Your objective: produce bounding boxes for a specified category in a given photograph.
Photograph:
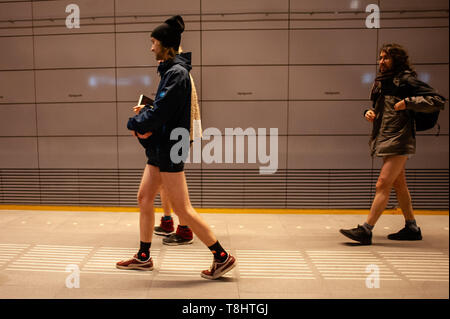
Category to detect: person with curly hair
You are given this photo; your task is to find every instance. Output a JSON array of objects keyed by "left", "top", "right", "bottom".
[{"left": 340, "top": 43, "right": 446, "bottom": 245}]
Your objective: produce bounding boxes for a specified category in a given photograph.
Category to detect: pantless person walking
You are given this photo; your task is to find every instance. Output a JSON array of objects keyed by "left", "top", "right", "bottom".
[
  {"left": 116, "top": 15, "right": 236, "bottom": 279},
  {"left": 132, "top": 104, "right": 194, "bottom": 246},
  {"left": 340, "top": 43, "right": 446, "bottom": 245},
  {"left": 153, "top": 54, "right": 202, "bottom": 246}
]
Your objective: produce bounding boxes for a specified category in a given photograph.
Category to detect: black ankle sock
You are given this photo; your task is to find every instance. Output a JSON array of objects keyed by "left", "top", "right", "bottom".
[
  {"left": 162, "top": 216, "right": 172, "bottom": 221},
  {"left": 138, "top": 241, "right": 151, "bottom": 261},
  {"left": 178, "top": 225, "right": 189, "bottom": 229},
  {"left": 208, "top": 241, "right": 228, "bottom": 262},
  {"left": 362, "top": 222, "right": 374, "bottom": 234},
  {"left": 406, "top": 219, "right": 419, "bottom": 232}
]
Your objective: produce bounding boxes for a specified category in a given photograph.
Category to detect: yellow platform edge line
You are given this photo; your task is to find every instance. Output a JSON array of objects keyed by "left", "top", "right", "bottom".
[{"left": 0, "top": 205, "right": 448, "bottom": 215}]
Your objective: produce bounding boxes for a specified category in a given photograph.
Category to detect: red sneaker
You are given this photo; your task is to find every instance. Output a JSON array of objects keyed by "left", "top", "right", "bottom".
[
  {"left": 116, "top": 254, "right": 153, "bottom": 271},
  {"left": 163, "top": 226, "right": 194, "bottom": 246},
  {"left": 201, "top": 254, "right": 236, "bottom": 280},
  {"left": 154, "top": 217, "right": 174, "bottom": 237}
]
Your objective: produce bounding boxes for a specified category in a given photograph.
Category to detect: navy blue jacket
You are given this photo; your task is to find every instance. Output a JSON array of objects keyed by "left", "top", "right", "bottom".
[{"left": 127, "top": 52, "right": 192, "bottom": 151}]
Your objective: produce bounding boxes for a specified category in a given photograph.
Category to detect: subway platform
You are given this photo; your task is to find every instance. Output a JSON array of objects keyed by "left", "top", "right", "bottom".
[{"left": 0, "top": 208, "right": 448, "bottom": 299}]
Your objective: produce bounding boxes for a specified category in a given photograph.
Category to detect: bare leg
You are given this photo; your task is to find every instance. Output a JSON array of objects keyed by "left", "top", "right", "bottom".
[
  {"left": 160, "top": 188, "right": 172, "bottom": 217},
  {"left": 387, "top": 166, "right": 422, "bottom": 240},
  {"left": 393, "top": 168, "right": 415, "bottom": 221},
  {"left": 137, "top": 165, "right": 162, "bottom": 243},
  {"left": 160, "top": 186, "right": 188, "bottom": 226},
  {"left": 160, "top": 171, "right": 217, "bottom": 246},
  {"left": 159, "top": 172, "right": 235, "bottom": 279},
  {"left": 116, "top": 165, "right": 161, "bottom": 270},
  {"left": 366, "top": 155, "right": 408, "bottom": 226}
]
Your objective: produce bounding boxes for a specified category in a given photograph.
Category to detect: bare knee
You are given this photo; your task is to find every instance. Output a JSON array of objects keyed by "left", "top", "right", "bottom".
[
  {"left": 376, "top": 177, "right": 393, "bottom": 193},
  {"left": 137, "top": 191, "right": 155, "bottom": 207},
  {"left": 172, "top": 205, "right": 195, "bottom": 220}
]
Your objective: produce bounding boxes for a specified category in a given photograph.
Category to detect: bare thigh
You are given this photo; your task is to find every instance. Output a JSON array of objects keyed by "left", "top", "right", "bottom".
[
  {"left": 137, "top": 164, "right": 162, "bottom": 208},
  {"left": 159, "top": 171, "right": 192, "bottom": 213},
  {"left": 160, "top": 171, "right": 217, "bottom": 246},
  {"left": 377, "top": 156, "right": 408, "bottom": 189}
]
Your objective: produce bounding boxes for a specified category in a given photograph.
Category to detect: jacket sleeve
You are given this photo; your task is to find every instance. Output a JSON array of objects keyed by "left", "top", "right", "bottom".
[
  {"left": 403, "top": 75, "right": 446, "bottom": 113},
  {"left": 127, "top": 69, "right": 186, "bottom": 134}
]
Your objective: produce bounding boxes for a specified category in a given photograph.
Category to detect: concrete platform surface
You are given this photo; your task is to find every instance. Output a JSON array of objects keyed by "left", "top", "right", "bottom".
[{"left": 0, "top": 209, "right": 448, "bottom": 299}]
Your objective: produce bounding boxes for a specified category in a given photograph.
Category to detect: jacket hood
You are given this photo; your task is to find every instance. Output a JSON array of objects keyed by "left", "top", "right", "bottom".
[
  {"left": 174, "top": 52, "right": 192, "bottom": 71},
  {"left": 158, "top": 52, "right": 192, "bottom": 75}
]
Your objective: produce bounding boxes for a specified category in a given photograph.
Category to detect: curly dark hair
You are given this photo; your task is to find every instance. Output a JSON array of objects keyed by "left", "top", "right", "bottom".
[{"left": 380, "top": 43, "right": 416, "bottom": 76}]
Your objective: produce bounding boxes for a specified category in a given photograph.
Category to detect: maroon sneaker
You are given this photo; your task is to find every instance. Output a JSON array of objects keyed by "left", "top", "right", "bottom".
[
  {"left": 163, "top": 226, "right": 194, "bottom": 245},
  {"left": 116, "top": 254, "right": 153, "bottom": 271},
  {"left": 201, "top": 254, "right": 236, "bottom": 280},
  {"left": 154, "top": 217, "right": 174, "bottom": 236}
]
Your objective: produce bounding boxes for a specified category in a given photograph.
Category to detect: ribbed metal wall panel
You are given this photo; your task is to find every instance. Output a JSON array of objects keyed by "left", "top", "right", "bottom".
[
  {"left": 202, "top": 170, "right": 244, "bottom": 208},
  {"left": 0, "top": 168, "right": 447, "bottom": 209}
]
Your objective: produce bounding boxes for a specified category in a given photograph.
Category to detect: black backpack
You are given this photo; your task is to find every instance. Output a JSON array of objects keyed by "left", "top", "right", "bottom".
[
  {"left": 394, "top": 72, "right": 444, "bottom": 134},
  {"left": 413, "top": 110, "right": 440, "bottom": 132}
]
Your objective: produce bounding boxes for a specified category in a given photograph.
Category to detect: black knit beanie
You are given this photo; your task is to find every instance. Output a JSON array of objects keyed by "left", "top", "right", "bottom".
[{"left": 151, "top": 15, "right": 185, "bottom": 51}]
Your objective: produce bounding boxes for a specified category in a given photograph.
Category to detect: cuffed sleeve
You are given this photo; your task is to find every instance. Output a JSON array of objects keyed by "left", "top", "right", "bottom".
[
  {"left": 405, "top": 95, "right": 445, "bottom": 113},
  {"left": 127, "top": 69, "right": 188, "bottom": 134}
]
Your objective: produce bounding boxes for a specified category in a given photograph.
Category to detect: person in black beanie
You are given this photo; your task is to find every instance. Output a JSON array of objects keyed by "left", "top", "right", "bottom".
[
  {"left": 149, "top": 15, "right": 195, "bottom": 245},
  {"left": 151, "top": 15, "right": 184, "bottom": 52},
  {"left": 117, "top": 15, "right": 236, "bottom": 280}
]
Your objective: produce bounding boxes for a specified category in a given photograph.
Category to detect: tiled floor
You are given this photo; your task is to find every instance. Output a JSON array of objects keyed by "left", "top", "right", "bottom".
[{"left": 0, "top": 209, "right": 448, "bottom": 299}]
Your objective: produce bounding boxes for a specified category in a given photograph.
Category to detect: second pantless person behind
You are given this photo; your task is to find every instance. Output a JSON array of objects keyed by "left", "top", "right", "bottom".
[
  {"left": 118, "top": 15, "right": 236, "bottom": 280},
  {"left": 340, "top": 43, "right": 446, "bottom": 245}
]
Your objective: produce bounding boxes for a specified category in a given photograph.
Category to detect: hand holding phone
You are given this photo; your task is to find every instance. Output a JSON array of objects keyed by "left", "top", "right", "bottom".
[{"left": 133, "top": 105, "right": 145, "bottom": 115}]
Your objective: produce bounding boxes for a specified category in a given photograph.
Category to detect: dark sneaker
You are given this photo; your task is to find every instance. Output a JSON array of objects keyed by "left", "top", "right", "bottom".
[
  {"left": 154, "top": 217, "right": 174, "bottom": 237},
  {"left": 388, "top": 226, "right": 422, "bottom": 240},
  {"left": 163, "top": 226, "right": 193, "bottom": 246},
  {"left": 339, "top": 225, "right": 372, "bottom": 245},
  {"left": 116, "top": 254, "right": 153, "bottom": 271},
  {"left": 163, "top": 233, "right": 193, "bottom": 246},
  {"left": 201, "top": 254, "right": 236, "bottom": 280}
]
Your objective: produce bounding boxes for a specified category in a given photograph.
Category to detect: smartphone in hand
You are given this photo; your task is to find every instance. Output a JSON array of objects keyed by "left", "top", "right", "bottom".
[{"left": 138, "top": 94, "right": 154, "bottom": 107}]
